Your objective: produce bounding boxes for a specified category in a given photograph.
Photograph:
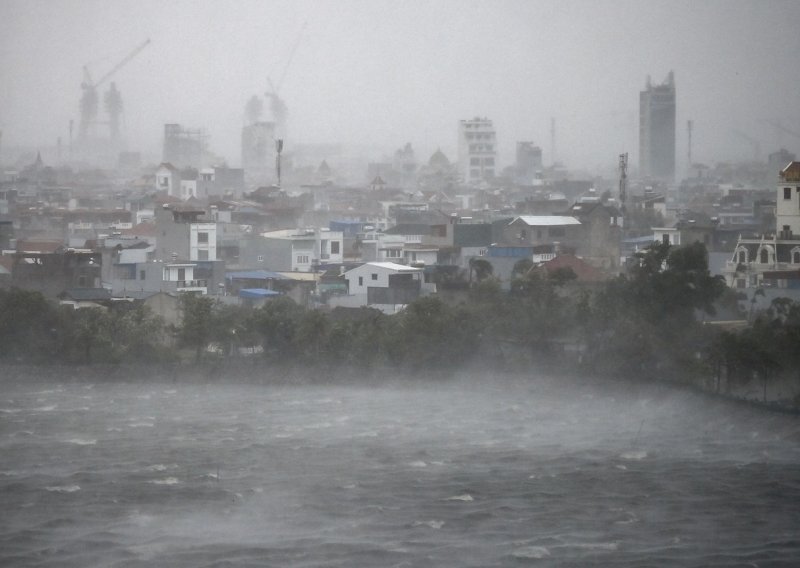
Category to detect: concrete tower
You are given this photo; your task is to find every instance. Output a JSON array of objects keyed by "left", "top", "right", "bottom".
[{"left": 639, "top": 72, "right": 676, "bottom": 180}]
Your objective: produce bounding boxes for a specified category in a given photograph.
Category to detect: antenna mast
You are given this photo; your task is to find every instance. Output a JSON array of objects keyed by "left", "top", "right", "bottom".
[{"left": 618, "top": 152, "right": 628, "bottom": 219}]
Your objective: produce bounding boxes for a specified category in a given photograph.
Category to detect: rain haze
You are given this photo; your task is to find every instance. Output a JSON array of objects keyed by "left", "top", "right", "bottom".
[
  {"left": 2, "top": 0, "right": 800, "bottom": 171},
  {"left": 4, "top": 1, "right": 800, "bottom": 567}
]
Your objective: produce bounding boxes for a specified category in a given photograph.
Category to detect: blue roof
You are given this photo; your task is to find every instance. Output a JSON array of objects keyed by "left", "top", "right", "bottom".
[
  {"left": 239, "top": 288, "right": 282, "bottom": 299},
  {"left": 226, "top": 270, "right": 287, "bottom": 281}
]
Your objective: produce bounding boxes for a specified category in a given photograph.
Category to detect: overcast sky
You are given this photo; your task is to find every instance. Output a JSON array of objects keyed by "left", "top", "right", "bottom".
[{"left": 2, "top": 0, "right": 799, "bottom": 173}]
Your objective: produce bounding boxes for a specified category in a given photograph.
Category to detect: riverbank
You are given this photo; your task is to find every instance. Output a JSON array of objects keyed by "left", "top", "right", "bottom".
[{"left": 3, "top": 359, "right": 798, "bottom": 416}]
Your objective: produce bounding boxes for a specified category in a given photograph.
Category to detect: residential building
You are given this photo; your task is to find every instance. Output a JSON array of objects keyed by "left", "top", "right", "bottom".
[
  {"left": 639, "top": 72, "right": 676, "bottom": 180},
  {"left": 155, "top": 163, "right": 180, "bottom": 197},
  {"left": 239, "top": 227, "right": 344, "bottom": 272},
  {"left": 331, "top": 261, "right": 428, "bottom": 314},
  {"left": 7, "top": 248, "right": 101, "bottom": 298},
  {"left": 723, "top": 161, "right": 800, "bottom": 290},
  {"left": 154, "top": 204, "right": 217, "bottom": 262},
  {"left": 458, "top": 117, "right": 497, "bottom": 184}
]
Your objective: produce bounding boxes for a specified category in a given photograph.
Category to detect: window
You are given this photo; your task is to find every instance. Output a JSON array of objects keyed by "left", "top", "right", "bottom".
[
  {"left": 198, "top": 250, "right": 208, "bottom": 261},
  {"left": 371, "top": 273, "right": 378, "bottom": 280},
  {"left": 140, "top": 270, "right": 145, "bottom": 280},
  {"left": 785, "top": 187, "right": 792, "bottom": 199},
  {"left": 736, "top": 249, "right": 747, "bottom": 264},
  {"left": 663, "top": 234, "right": 670, "bottom": 245},
  {"left": 549, "top": 227, "right": 566, "bottom": 238},
  {"left": 358, "top": 276, "right": 363, "bottom": 286},
  {"left": 470, "top": 158, "right": 480, "bottom": 166},
  {"left": 760, "top": 249, "right": 769, "bottom": 264},
  {"left": 794, "top": 251, "right": 800, "bottom": 264},
  {"left": 387, "top": 249, "right": 401, "bottom": 258},
  {"left": 331, "top": 241, "right": 340, "bottom": 254},
  {"left": 177, "top": 268, "right": 185, "bottom": 281},
  {"left": 257, "top": 255, "right": 264, "bottom": 262},
  {"left": 484, "top": 158, "right": 494, "bottom": 166},
  {"left": 297, "top": 255, "right": 309, "bottom": 264},
  {"left": 198, "top": 232, "right": 209, "bottom": 244}
]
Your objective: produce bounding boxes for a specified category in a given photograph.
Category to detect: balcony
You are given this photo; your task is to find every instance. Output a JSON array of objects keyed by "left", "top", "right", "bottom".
[{"left": 175, "top": 279, "right": 208, "bottom": 290}]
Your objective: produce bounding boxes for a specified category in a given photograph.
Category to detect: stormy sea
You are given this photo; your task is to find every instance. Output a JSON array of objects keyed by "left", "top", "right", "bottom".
[{"left": 2, "top": 373, "right": 800, "bottom": 567}]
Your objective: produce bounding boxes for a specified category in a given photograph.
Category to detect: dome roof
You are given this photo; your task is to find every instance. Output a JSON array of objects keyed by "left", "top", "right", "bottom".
[{"left": 428, "top": 148, "right": 450, "bottom": 167}]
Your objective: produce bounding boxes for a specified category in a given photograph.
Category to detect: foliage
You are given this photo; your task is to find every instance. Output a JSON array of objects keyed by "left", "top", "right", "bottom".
[
  {"left": 0, "top": 288, "right": 59, "bottom": 362},
  {"left": 178, "top": 293, "right": 215, "bottom": 361}
]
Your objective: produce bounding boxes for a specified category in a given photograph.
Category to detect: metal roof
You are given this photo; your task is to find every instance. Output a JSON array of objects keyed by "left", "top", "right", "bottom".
[
  {"left": 239, "top": 288, "right": 282, "bottom": 299},
  {"left": 226, "top": 270, "right": 288, "bottom": 280},
  {"left": 511, "top": 216, "right": 581, "bottom": 226}
]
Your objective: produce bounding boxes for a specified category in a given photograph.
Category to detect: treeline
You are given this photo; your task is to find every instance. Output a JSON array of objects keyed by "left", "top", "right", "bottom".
[{"left": 1, "top": 242, "right": 799, "bottom": 401}]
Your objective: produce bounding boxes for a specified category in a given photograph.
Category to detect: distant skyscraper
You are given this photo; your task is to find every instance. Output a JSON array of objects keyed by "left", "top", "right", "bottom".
[
  {"left": 515, "top": 141, "right": 543, "bottom": 183},
  {"left": 458, "top": 117, "right": 496, "bottom": 184},
  {"left": 639, "top": 72, "right": 676, "bottom": 180},
  {"left": 241, "top": 121, "right": 276, "bottom": 184}
]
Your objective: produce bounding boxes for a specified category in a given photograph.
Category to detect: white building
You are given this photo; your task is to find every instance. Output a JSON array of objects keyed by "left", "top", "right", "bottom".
[
  {"left": 723, "top": 161, "right": 800, "bottom": 289},
  {"left": 331, "top": 261, "right": 429, "bottom": 314},
  {"left": 458, "top": 117, "right": 497, "bottom": 184},
  {"left": 155, "top": 163, "right": 180, "bottom": 197}
]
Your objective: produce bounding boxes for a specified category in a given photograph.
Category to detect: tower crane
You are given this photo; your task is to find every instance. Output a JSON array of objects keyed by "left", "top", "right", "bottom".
[
  {"left": 731, "top": 129, "right": 762, "bottom": 162},
  {"left": 265, "top": 22, "right": 306, "bottom": 138},
  {"left": 78, "top": 38, "right": 151, "bottom": 142}
]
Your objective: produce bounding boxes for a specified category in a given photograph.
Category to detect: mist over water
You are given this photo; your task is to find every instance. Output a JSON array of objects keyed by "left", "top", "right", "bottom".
[{"left": 2, "top": 373, "right": 800, "bottom": 566}]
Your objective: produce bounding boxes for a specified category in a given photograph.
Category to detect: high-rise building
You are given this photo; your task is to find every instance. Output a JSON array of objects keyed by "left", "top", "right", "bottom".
[
  {"left": 515, "top": 141, "right": 543, "bottom": 184},
  {"left": 639, "top": 72, "right": 676, "bottom": 180},
  {"left": 163, "top": 124, "right": 209, "bottom": 169},
  {"left": 458, "top": 117, "right": 496, "bottom": 184},
  {"left": 241, "top": 121, "right": 276, "bottom": 184}
]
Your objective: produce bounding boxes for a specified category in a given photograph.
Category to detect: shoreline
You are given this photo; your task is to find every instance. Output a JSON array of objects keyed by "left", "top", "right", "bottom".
[{"left": 2, "top": 360, "right": 798, "bottom": 416}]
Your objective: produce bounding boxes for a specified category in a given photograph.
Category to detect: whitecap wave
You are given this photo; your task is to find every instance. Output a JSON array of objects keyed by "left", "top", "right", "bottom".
[
  {"left": 512, "top": 546, "right": 550, "bottom": 559},
  {"left": 445, "top": 493, "right": 473, "bottom": 501},
  {"left": 413, "top": 520, "right": 444, "bottom": 529},
  {"left": 619, "top": 450, "right": 647, "bottom": 460},
  {"left": 45, "top": 484, "right": 80, "bottom": 492},
  {"left": 148, "top": 477, "right": 180, "bottom": 485},
  {"left": 67, "top": 438, "right": 97, "bottom": 445},
  {"left": 409, "top": 460, "right": 428, "bottom": 468}
]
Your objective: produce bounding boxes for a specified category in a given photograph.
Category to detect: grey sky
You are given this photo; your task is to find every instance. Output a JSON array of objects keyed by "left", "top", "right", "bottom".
[{"left": 2, "top": 0, "right": 799, "bottom": 173}]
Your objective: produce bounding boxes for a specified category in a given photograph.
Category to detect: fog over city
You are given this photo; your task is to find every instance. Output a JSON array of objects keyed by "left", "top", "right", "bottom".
[{"left": 2, "top": 0, "right": 800, "bottom": 172}]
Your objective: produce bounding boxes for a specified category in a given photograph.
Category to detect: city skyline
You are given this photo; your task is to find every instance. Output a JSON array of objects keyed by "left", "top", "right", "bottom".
[{"left": 2, "top": 0, "right": 800, "bottom": 174}]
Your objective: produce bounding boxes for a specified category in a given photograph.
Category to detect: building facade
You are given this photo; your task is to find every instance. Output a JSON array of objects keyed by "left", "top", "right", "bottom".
[
  {"left": 458, "top": 117, "right": 497, "bottom": 184},
  {"left": 639, "top": 72, "right": 676, "bottom": 180}
]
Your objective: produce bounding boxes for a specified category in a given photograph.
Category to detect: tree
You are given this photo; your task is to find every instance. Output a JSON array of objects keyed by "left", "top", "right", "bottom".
[
  {"left": 469, "top": 258, "right": 493, "bottom": 284},
  {"left": 0, "top": 288, "right": 59, "bottom": 363},
  {"left": 252, "top": 296, "right": 304, "bottom": 362},
  {"left": 178, "top": 293, "right": 215, "bottom": 361}
]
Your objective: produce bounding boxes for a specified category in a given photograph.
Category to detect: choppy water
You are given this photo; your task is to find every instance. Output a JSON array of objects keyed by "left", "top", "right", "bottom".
[{"left": 2, "top": 373, "right": 800, "bottom": 567}]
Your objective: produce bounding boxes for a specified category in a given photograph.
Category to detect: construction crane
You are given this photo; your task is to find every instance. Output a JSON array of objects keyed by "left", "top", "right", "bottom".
[
  {"left": 265, "top": 22, "right": 307, "bottom": 138},
  {"left": 732, "top": 129, "right": 762, "bottom": 162},
  {"left": 760, "top": 119, "right": 800, "bottom": 150},
  {"left": 78, "top": 38, "right": 151, "bottom": 141}
]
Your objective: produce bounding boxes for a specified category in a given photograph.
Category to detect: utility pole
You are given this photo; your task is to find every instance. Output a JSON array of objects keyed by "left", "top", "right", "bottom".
[
  {"left": 550, "top": 117, "right": 556, "bottom": 166},
  {"left": 275, "top": 138, "right": 284, "bottom": 188},
  {"left": 618, "top": 152, "right": 628, "bottom": 220},
  {"left": 687, "top": 119, "right": 693, "bottom": 169}
]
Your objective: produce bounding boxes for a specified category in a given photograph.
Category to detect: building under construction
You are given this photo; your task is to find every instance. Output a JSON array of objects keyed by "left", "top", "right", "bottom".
[
  {"left": 163, "top": 124, "right": 209, "bottom": 169},
  {"left": 242, "top": 121, "right": 277, "bottom": 184}
]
